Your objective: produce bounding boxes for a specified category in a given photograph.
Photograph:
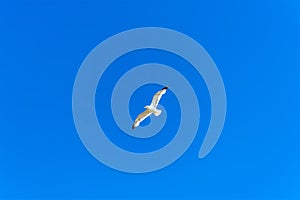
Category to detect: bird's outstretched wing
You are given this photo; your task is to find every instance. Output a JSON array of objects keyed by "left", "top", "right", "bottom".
[
  {"left": 132, "top": 109, "right": 152, "bottom": 129},
  {"left": 150, "top": 86, "right": 168, "bottom": 108}
]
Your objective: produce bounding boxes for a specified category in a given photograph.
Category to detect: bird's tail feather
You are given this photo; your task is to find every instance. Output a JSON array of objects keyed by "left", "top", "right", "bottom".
[{"left": 154, "top": 109, "right": 161, "bottom": 116}]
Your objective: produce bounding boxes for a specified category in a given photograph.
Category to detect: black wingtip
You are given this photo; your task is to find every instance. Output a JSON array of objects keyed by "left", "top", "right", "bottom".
[{"left": 162, "top": 86, "right": 168, "bottom": 90}]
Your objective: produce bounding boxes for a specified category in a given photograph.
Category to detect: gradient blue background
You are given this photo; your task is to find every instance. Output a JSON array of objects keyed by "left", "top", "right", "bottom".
[{"left": 1, "top": 1, "right": 300, "bottom": 199}]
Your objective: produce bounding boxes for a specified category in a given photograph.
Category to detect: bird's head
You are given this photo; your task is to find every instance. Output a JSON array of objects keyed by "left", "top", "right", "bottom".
[{"left": 144, "top": 105, "right": 150, "bottom": 109}]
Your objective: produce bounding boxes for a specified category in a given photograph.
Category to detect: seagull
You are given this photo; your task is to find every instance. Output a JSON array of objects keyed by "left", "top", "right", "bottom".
[{"left": 132, "top": 86, "right": 168, "bottom": 130}]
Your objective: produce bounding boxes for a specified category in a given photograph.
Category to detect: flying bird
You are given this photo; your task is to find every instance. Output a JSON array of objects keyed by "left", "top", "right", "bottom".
[{"left": 132, "top": 86, "right": 168, "bottom": 130}]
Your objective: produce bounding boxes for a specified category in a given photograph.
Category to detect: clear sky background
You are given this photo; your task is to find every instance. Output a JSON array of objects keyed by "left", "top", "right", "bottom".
[{"left": 1, "top": 0, "right": 300, "bottom": 199}]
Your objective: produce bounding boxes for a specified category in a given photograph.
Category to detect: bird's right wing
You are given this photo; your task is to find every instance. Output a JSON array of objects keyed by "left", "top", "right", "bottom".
[
  {"left": 150, "top": 86, "right": 168, "bottom": 108},
  {"left": 132, "top": 109, "right": 152, "bottom": 129}
]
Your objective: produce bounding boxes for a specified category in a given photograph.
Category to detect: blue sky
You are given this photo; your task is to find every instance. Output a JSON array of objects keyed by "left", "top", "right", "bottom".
[{"left": 1, "top": 0, "right": 300, "bottom": 199}]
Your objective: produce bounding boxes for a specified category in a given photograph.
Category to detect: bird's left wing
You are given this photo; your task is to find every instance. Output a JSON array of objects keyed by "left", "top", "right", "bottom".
[
  {"left": 150, "top": 86, "right": 168, "bottom": 108},
  {"left": 132, "top": 109, "right": 152, "bottom": 129}
]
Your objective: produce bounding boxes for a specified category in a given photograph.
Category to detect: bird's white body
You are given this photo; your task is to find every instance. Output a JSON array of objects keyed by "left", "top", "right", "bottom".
[
  {"left": 132, "top": 86, "right": 168, "bottom": 129},
  {"left": 144, "top": 105, "right": 161, "bottom": 116}
]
